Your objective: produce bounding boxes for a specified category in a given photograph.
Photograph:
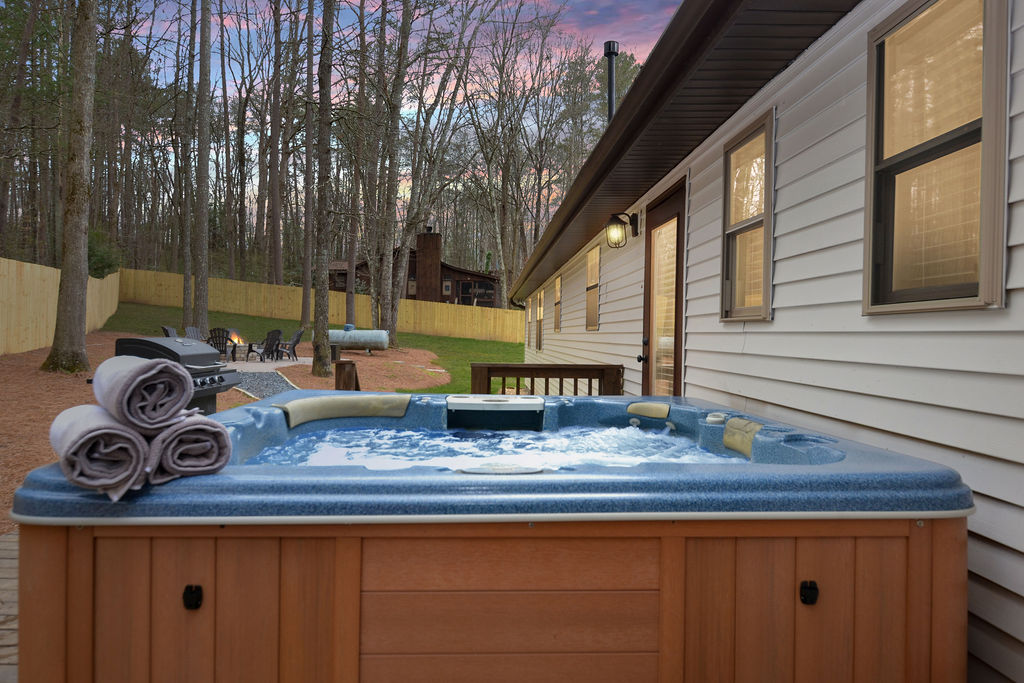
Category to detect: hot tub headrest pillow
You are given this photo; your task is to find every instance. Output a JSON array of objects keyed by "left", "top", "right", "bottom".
[
  {"left": 723, "top": 417, "right": 764, "bottom": 459},
  {"left": 274, "top": 394, "right": 411, "bottom": 429}
]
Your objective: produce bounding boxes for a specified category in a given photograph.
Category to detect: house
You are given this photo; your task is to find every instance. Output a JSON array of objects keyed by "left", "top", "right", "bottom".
[
  {"left": 511, "top": 0, "right": 1023, "bottom": 678},
  {"left": 329, "top": 229, "right": 499, "bottom": 306}
]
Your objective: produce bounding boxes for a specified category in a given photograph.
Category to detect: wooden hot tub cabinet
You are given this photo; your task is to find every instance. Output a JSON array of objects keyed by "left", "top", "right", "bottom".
[{"left": 19, "top": 517, "right": 967, "bottom": 683}]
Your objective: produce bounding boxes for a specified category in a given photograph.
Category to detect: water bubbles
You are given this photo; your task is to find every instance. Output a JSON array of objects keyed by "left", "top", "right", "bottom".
[{"left": 248, "top": 425, "right": 743, "bottom": 471}]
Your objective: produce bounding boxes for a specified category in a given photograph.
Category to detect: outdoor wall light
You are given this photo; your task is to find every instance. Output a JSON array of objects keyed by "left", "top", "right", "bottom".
[{"left": 605, "top": 213, "right": 637, "bottom": 248}]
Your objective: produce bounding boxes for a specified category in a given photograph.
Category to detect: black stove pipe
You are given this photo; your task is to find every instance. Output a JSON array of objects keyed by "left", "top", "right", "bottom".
[{"left": 604, "top": 40, "right": 619, "bottom": 122}]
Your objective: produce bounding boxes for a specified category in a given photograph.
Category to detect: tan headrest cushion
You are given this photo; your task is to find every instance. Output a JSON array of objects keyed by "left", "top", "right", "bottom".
[{"left": 274, "top": 394, "right": 411, "bottom": 428}]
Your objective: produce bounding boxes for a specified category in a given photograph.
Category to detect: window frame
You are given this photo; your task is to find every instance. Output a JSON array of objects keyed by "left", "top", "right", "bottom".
[
  {"left": 720, "top": 110, "right": 775, "bottom": 322},
  {"left": 553, "top": 276, "right": 561, "bottom": 333},
  {"left": 586, "top": 246, "right": 600, "bottom": 331},
  {"left": 863, "top": 0, "right": 1008, "bottom": 314},
  {"left": 536, "top": 288, "right": 544, "bottom": 351},
  {"left": 526, "top": 295, "right": 533, "bottom": 349}
]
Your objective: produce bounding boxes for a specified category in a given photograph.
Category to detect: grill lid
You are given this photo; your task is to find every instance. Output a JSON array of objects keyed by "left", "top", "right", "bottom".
[{"left": 115, "top": 337, "right": 221, "bottom": 370}]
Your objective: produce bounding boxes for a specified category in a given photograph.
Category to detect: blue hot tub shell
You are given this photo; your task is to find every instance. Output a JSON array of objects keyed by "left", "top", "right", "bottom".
[{"left": 12, "top": 391, "right": 973, "bottom": 524}]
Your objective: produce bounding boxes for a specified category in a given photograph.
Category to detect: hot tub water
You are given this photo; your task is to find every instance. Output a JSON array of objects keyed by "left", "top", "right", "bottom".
[{"left": 246, "top": 424, "right": 745, "bottom": 471}]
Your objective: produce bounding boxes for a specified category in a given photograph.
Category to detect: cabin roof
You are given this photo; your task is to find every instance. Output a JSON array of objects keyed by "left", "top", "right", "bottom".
[
  {"left": 327, "top": 255, "right": 498, "bottom": 283},
  {"left": 509, "top": 0, "right": 864, "bottom": 306}
]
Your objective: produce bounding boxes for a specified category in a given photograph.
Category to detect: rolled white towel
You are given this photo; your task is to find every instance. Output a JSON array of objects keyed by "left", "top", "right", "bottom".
[
  {"left": 146, "top": 414, "right": 232, "bottom": 485},
  {"left": 92, "top": 355, "right": 195, "bottom": 435},
  {"left": 50, "top": 404, "right": 149, "bottom": 502}
]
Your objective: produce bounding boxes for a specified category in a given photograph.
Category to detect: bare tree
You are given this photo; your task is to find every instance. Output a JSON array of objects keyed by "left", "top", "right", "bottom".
[
  {"left": 267, "top": 0, "right": 283, "bottom": 284},
  {"left": 300, "top": 0, "right": 314, "bottom": 328},
  {"left": 193, "top": 0, "right": 212, "bottom": 336},
  {"left": 0, "top": 0, "right": 42, "bottom": 256},
  {"left": 41, "top": 0, "right": 97, "bottom": 373},
  {"left": 312, "top": 0, "right": 334, "bottom": 377}
]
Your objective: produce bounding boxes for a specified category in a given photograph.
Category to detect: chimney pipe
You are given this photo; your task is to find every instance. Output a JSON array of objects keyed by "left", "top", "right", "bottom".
[{"left": 604, "top": 40, "right": 619, "bottom": 122}]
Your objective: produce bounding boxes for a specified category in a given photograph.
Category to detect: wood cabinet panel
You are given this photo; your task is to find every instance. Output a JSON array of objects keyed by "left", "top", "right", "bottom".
[
  {"left": 684, "top": 538, "right": 736, "bottom": 682},
  {"left": 854, "top": 537, "right": 907, "bottom": 683},
  {"left": 94, "top": 538, "right": 151, "bottom": 683},
  {"left": 735, "top": 537, "right": 796, "bottom": 683},
  {"left": 18, "top": 525, "right": 68, "bottom": 683},
  {"left": 151, "top": 538, "right": 215, "bottom": 683},
  {"left": 362, "top": 537, "right": 659, "bottom": 591},
  {"left": 16, "top": 518, "right": 967, "bottom": 683},
  {"left": 361, "top": 653, "right": 658, "bottom": 683},
  {"left": 280, "top": 538, "right": 336, "bottom": 683},
  {"left": 362, "top": 591, "right": 659, "bottom": 655},
  {"left": 214, "top": 538, "right": 280, "bottom": 683},
  {"left": 795, "top": 537, "right": 855, "bottom": 683}
]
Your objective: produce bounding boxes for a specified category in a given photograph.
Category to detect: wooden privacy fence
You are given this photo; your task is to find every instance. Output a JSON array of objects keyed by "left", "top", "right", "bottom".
[
  {"left": 0, "top": 258, "right": 120, "bottom": 355},
  {"left": 119, "top": 268, "right": 524, "bottom": 343},
  {"left": 470, "top": 363, "right": 624, "bottom": 396}
]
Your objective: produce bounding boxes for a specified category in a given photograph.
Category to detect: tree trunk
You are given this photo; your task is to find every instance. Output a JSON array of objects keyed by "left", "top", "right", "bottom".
[
  {"left": 42, "top": 0, "right": 97, "bottom": 373},
  {"left": 267, "top": 0, "right": 283, "bottom": 284},
  {"left": 220, "top": 0, "right": 235, "bottom": 279},
  {"left": 0, "top": 0, "right": 42, "bottom": 256},
  {"left": 312, "top": 0, "right": 334, "bottom": 378},
  {"left": 181, "top": 0, "right": 197, "bottom": 329},
  {"left": 193, "top": 0, "right": 212, "bottom": 337},
  {"left": 301, "top": 0, "right": 314, "bottom": 328}
]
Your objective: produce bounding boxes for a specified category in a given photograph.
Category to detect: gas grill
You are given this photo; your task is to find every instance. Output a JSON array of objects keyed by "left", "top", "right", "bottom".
[{"left": 115, "top": 336, "right": 242, "bottom": 415}]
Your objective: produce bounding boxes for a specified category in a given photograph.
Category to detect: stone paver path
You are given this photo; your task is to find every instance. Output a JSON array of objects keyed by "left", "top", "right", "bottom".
[{"left": 0, "top": 531, "right": 17, "bottom": 683}]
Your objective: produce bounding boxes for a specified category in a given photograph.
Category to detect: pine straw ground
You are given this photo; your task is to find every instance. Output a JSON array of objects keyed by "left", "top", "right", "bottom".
[{"left": 0, "top": 331, "right": 449, "bottom": 534}]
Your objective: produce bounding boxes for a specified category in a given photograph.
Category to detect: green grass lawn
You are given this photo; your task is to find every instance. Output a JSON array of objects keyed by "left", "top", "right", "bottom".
[{"left": 103, "top": 302, "right": 524, "bottom": 394}]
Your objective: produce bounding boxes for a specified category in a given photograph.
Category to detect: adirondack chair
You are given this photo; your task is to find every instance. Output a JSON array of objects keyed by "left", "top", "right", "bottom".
[
  {"left": 185, "top": 326, "right": 203, "bottom": 341},
  {"left": 160, "top": 325, "right": 178, "bottom": 337},
  {"left": 206, "top": 327, "right": 235, "bottom": 361},
  {"left": 278, "top": 329, "right": 304, "bottom": 361},
  {"left": 246, "top": 329, "right": 282, "bottom": 362}
]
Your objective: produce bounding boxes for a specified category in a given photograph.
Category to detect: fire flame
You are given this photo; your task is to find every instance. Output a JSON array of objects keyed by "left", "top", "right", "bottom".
[{"left": 229, "top": 332, "right": 244, "bottom": 345}]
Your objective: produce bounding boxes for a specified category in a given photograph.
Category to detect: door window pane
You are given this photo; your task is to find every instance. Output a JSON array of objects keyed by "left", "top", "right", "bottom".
[{"left": 651, "top": 220, "right": 677, "bottom": 396}]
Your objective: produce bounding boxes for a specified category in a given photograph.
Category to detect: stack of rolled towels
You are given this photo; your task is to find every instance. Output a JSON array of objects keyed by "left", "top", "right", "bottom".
[{"left": 49, "top": 355, "right": 232, "bottom": 501}]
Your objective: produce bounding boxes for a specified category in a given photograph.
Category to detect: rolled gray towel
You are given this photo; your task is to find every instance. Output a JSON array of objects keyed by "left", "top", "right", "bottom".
[
  {"left": 50, "top": 404, "right": 150, "bottom": 502},
  {"left": 92, "top": 355, "right": 195, "bottom": 435},
  {"left": 146, "top": 414, "right": 232, "bottom": 484}
]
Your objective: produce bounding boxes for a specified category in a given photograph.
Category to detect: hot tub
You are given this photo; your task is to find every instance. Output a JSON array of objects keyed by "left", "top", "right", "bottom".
[{"left": 15, "top": 392, "right": 972, "bottom": 682}]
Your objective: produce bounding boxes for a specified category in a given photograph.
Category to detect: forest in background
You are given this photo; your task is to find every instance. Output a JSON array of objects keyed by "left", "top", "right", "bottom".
[{"left": 0, "top": 0, "right": 640, "bottom": 331}]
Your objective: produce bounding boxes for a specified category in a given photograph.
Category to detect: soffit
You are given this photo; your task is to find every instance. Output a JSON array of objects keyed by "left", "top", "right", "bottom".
[{"left": 509, "top": 0, "right": 864, "bottom": 306}]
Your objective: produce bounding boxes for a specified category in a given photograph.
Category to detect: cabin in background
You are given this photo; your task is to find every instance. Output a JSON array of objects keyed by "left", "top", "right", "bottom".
[
  {"left": 512, "top": 0, "right": 1024, "bottom": 678},
  {"left": 329, "top": 228, "right": 499, "bottom": 307}
]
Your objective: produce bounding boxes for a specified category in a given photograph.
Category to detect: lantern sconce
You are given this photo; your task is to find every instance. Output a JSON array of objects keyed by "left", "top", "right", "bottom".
[{"left": 605, "top": 213, "right": 638, "bottom": 248}]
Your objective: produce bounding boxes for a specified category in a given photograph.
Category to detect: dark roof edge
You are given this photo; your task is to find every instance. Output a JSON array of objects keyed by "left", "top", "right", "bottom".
[{"left": 509, "top": 0, "right": 740, "bottom": 305}]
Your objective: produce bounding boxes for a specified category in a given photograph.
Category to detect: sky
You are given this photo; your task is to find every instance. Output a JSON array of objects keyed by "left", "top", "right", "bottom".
[{"left": 556, "top": 0, "right": 680, "bottom": 62}]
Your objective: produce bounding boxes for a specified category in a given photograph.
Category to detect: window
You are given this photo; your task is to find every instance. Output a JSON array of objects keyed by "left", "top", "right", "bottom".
[
  {"left": 536, "top": 289, "right": 544, "bottom": 350},
  {"left": 865, "top": 0, "right": 1007, "bottom": 312},
  {"left": 586, "top": 247, "right": 600, "bottom": 330},
  {"left": 553, "top": 276, "right": 561, "bottom": 332},
  {"left": 526, "top": 295, "right": 533, "bottom": 349},
  {"left": 722, "top": 112, "right": 774, "bottom": 320}
]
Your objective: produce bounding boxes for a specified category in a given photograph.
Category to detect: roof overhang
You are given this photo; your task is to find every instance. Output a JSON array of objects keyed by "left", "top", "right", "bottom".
[{"left": 510, "top": 0, "right": 863, "bottom": 306}]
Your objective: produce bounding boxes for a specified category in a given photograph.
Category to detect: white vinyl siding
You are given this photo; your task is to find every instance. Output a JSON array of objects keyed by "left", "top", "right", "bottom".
[
  {"left": 520, "top": 0, "right": 1024, "bottom": 675},
  {"left": 524, "top": 235, "right": 645, "bottom": 394},
  {"left": 679, "top": 0, "right": 1024, "bottom": 677}
]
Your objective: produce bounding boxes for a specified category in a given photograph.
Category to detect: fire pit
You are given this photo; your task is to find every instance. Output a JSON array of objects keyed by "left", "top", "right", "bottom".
[
  {"left": 114, "top": 337, "right": 241, "bottom": 415},
  {"left": 227, "top": 328, "right": 244, "bottom": 346}
]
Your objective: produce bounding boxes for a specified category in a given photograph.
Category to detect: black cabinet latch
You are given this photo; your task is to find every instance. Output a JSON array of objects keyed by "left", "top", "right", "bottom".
[
  {"left": 799, "top": 580, "right": 819, "bottom": 605},
  {"left": 183, "top": 584, "right": 203, "bottom": 610}
]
